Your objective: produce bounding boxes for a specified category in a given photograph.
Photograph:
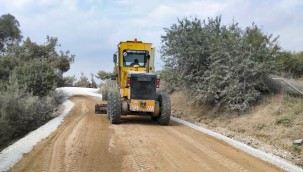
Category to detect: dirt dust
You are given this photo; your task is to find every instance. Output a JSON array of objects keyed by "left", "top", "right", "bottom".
[{"left": 9, "top": 95, "right": 284, "bottom": 172}]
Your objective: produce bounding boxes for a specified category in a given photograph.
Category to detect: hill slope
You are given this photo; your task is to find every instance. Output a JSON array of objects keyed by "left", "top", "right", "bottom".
[{"left": 171, "top": 91, "right": 303, "bottom": 167}]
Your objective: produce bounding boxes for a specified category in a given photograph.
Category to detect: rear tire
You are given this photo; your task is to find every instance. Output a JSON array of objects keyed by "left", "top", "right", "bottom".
[
  {"left": 110, "top": 91, "right": 121, "bottom": 124},
  {"left": 157, "top": 93, "right": 171, "bottom": 125},
  {"left": 107, "top": 92, "right": 112, "bottom": 120}
]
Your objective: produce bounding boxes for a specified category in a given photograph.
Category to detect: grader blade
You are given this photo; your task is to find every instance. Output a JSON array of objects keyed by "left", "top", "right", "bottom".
[{"left": 95, "top": 103, "right": 107, "bottom": 114}]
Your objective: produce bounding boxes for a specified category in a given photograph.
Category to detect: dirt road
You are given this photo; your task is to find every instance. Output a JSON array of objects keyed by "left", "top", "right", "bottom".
[{"left": 10, "top": 95, "right": 284, "bottom": 172}]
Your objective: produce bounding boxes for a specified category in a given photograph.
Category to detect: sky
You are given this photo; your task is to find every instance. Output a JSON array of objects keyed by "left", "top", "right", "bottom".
[{"left": 0, "top": 0, "right": 303, "bottom": 80}]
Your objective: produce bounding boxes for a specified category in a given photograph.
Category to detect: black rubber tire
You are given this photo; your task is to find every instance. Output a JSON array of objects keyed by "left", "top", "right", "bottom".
[
  {"left": 110, "top": 91, "right": 121, "bottom": 124},
  {"left": 102, "top": 90, "right": 108, "bottom": 101},
  {"left": 107, "top": 92, "right": 112, "bottom": 120},
  {"left": 157, "top": 93, "right": 171, "bottom": 125}
]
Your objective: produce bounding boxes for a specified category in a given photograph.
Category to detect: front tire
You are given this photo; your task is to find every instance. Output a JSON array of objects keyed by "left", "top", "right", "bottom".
[
  {"left": 110, "top": 91, "right": 121, "bottom": 124},
  {"left": 157, "top": 93, "right": 171, "bottom": 125}
]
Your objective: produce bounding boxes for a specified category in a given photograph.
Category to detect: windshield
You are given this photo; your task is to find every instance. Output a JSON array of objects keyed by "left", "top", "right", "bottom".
[{"left": 123, "top": 50, "right": 147, "bottom": 67}]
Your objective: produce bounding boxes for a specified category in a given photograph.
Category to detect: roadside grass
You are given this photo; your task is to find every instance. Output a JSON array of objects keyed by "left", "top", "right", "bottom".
[
  {"left": 171, "top": 91, "right": 303, "bottom": 168},
  {"left": 276, "top": 115, "right": 293, "bottom": 127},
  {"left": 275, "top": 94, "right": 303, "bottom": 127},
  {"left": 292, "top": 145, "right": 301, "bottom": 153},
  {"left": 256, "top": 123, "right": 266, "bottom": 130}
]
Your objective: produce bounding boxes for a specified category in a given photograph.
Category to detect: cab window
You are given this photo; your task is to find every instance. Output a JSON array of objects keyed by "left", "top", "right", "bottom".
[{"left": 123, "top": 50, "right": 147, "bottom": 67}]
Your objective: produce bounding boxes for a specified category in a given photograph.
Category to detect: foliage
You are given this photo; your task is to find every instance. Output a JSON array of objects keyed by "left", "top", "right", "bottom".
[
  {"left": 96, "top": 70, "right": 113, "bottom": 80},
  {"left": 62, "top": 75, "right": 77, "bottom": 87},
  {"left": 75, "top": 73, "right": 89, "bottom": 87},
  {"left": 0, "top": 55, "right": 19, "bottom": 83},
  {"left": 0, "top": 87, "right": 61, "bottom": 150},
  {"left": 0, "top": 13, "right": 74, "bottom": 150},
  {"left": 275, "top": 51, "right": 303, "bottom": 78},
  {"left": 74, "top": 73, "right": 98, "bottom": 88},
  {"left": 0, "top": 36, "right": 75, "bottom": 92},
  {"left": 90, "top": 74, "right": 97, "bottom": 88},
  {"left": 161, "top": 16, "right": 280, "bottom": 112},
  {"left": 0, "top": 14, "right": 22, "bottom": 52},
  {"left": 74, "top": 73, "right": 88, "bottom": 87},
  {"left": 12, "top": 36, "right": 74, "bottom": 72},
  {"left": 14, "top": 59, "right": 58, "bottom": 97}
]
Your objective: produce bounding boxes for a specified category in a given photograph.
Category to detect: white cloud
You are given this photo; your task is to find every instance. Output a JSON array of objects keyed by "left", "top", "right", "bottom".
[
  {"left": 279, "top": 0, "right": 302, "bottom": 9},
  {"left": 38, "top": 0, "right": 61, "bottom": 8},
  {"left": 149, "top": 5, "right": 178, "bottom": 23},
  {"left": 0, "top": 0, "right": 34, "bottom": 11},
  {"left": 178, "top": 0, "right": 226, "bottom": 18}
]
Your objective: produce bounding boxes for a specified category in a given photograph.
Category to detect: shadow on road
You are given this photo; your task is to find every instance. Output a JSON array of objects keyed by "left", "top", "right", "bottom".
[
  {"left": 119, "top": 116, "right": 180, "bottom": 126},
  {"left": 95, "top": 110, "right": 181, "bottom": 126}
]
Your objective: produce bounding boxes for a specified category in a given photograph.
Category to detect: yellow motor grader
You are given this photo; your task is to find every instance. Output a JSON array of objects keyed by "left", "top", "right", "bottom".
[{"left": 95, "top": 39, "right": 171, "bottom": 125}]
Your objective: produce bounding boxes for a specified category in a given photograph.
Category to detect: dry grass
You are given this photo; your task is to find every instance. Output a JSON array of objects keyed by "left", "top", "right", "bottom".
[{"left": 171, "top": 91, "right": 303, "bottom": 167}]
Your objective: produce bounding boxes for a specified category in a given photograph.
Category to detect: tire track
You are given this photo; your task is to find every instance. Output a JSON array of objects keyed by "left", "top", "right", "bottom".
[
  {"left": 166, "top": 127, "right": 248, "bottom": 172},
  {"left": 64, "top": 100, "right": 88, "bottom": 172},
  {"left": 43, "top": 96, "right": 87, "bottom": 172},
  {"left": 10, "top": 95, "right": 284, "bottom": 172}
]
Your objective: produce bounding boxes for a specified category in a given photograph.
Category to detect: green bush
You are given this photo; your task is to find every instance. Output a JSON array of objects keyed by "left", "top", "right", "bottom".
[
  {"left": 0, "top": 89, "right": 61, "bottom": 150},
  {"left": 161, "top": 16, "right": 279, "bottom": 112},
  {"left": 0, "top": 14, "right": 74, "bottom": 150},
  {"left": 14, "top": 60, "right": 58, "bottom": 97},
  {"left": 275, "top": 51, "right": 303, "bottom": 78}
]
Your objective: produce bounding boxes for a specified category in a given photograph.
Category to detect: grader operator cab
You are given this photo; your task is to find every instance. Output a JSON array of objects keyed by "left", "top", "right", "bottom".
[{"left": 95, "top": 39, "right": 171, "bottom": 125}]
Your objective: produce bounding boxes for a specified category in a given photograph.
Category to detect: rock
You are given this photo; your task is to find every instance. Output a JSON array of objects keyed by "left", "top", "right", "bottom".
[{"left": 293, "top": 139, "right": 303, "bottom": 146}]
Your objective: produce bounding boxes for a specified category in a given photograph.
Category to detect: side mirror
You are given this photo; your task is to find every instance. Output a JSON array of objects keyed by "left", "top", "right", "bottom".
[
  {"left": 111, "top": 75, "right": 116, "bottom": 80},
  {"left": 113, "top": 54, "right": 117, "bottom": 63}
]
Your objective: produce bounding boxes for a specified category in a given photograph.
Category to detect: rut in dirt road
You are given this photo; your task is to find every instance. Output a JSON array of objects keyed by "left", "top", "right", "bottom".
[
  {"left": 10, "top": 95, "right": 284, "bottom": 172},
  {"left": 10, "top": 95, "right": 124, "bottom": 172}
]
